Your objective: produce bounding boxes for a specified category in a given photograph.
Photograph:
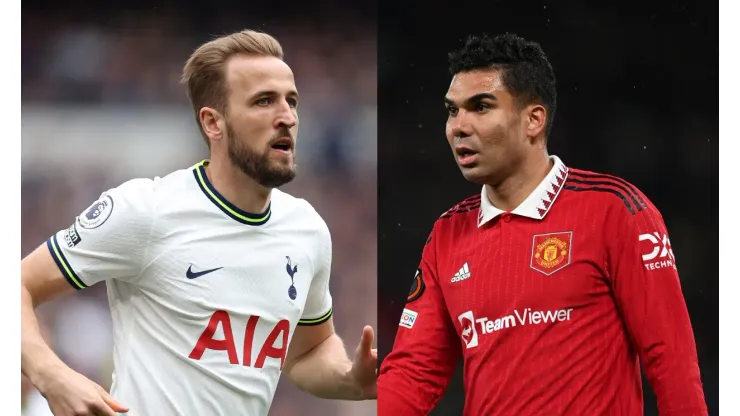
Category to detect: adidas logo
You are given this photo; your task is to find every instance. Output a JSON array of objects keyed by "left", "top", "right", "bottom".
[{"left": 451, "top": 263, "right": 471, "bottom": 283}]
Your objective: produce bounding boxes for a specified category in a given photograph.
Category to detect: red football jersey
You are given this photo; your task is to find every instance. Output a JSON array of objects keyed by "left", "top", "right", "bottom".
[{"left": 378, "top": 157, "right": 707, "bottom": 416}]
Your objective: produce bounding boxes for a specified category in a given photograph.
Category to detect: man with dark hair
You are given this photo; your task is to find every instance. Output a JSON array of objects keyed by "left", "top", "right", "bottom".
[{"left": 377, "top": 33, "right": 707, "bottom": 416}]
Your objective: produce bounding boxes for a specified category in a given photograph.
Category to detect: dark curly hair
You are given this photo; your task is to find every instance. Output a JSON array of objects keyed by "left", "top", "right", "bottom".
[{"left": 448, "top": 33, "right": 557, "bottom": 138}]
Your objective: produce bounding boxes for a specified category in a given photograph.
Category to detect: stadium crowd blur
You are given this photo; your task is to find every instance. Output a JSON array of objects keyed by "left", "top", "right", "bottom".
[
  {"left": 22, "top": 3, "right": 376, "bottom": 416},
  {"left": 378, "top": 2, "right": 718, "bottom": 415}
]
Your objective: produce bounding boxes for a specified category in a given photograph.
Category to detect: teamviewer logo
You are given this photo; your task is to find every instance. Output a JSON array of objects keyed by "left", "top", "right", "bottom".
[{"left": 458, "top": 311, "right": 479, "bottom": 348}]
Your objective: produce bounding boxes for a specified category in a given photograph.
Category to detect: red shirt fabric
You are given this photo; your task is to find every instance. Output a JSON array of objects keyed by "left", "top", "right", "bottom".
[{"left": 378, "top": 156, "right": 707, "bottom": 416}]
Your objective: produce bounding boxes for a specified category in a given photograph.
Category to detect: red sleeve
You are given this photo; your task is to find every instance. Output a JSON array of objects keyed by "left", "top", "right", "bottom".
[
  {"left": 607, "top": 198, "right": 707, "bottom": 415},
  {"left": 378, "top": 226, "right": 461, "bottom": 416}
]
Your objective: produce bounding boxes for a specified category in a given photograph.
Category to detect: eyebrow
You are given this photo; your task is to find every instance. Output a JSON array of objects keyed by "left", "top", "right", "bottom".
[
  {"left": 444, "top": 93, "right": 498, "bottom": 106},
  {"left": 251, "top": 90, "right": 300, "bottom": 100}
]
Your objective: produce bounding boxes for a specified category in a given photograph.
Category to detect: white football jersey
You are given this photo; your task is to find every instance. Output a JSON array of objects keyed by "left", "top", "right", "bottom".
[{"left": 46, "top": 160, "right": 333, "bottom": 416}]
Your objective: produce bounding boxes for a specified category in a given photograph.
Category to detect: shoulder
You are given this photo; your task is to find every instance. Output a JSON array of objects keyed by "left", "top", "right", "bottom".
[
  {"left": 92, "top": 177, "right": 156, "bottom": 217},
  {"left": 111, "top": 177, "right": 157, "bottom": 200},
  {"left": 436, "top": 193, "right": 481, "bottom": 226},
  {"left": 109, "top": 164, "right": 196, "bottom": 203},
  {"left": 563, "top": 167, "right": 657, "bottom": 216},
  {"left": 562, "top": 167, "right": 665, "bottom": 234},
  {"left": 272, "top": 189, "right": 330, "bottom": 237},
  {"left": 69, "top": 176, "right": 158, "bottom": 237},
  {"left": 427, "top": 193, "right": 482, "bottom": 239},
  {"left": 87, "top": 166, "right": 193, "bottom": 227},
  {"left": 439, "top": 193, "right": 481, "bottom": 220}
]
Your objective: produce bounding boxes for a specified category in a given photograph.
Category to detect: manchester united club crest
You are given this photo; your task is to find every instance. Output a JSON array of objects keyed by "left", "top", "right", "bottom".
[{"left": 530, "top": 231, "right": 573, "bottom": 275}]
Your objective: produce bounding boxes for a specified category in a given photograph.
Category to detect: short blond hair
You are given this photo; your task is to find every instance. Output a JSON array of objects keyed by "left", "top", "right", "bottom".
[{"left": 181, "top": 30, "right": 284, "bottom": 144}]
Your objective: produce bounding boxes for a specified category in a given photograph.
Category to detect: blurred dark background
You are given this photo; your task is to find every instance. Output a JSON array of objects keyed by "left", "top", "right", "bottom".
[
  {"left": 378, "top": 0, "right": 718, "bottom": 415},
  {"left": 22, "top": 1, "right": 376, "bottom": 415}
]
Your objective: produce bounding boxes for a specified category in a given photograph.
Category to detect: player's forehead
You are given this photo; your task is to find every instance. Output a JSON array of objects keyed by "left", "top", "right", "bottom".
[
  {"left": 224, "top": 55, "right": 298, "bottom": 98},
  {"left": 445, "top": 69, "right": 508, "bottom": 103}
]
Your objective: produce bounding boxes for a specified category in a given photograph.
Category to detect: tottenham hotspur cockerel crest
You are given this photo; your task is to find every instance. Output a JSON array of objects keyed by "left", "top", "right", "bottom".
[{"left": 285, "top": 256, "right": 298, "bottom": 300}]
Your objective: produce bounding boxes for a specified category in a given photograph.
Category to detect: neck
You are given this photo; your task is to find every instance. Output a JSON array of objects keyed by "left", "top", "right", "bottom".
[
  {"left": 485, "top": 152, "right": 552, "bottom": 212},
  {"left": 204, "top": 157, "right": 271, "bottom": 214}
]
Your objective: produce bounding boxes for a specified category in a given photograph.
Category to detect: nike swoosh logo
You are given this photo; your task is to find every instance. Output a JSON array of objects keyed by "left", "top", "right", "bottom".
[{"left": 186, "top": 265, "right": 223, "bottom": 279}]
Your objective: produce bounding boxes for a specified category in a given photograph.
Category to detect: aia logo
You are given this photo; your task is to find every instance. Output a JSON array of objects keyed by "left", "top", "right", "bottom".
[
  {"left": 189, "top": 311, "right": 290, "bottom": 369},
  {"left": 458, "top": 311, "right": 479, "bottom": 349}
]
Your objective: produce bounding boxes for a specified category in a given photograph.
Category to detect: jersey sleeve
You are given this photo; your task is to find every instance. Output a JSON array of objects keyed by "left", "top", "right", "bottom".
[
  {"left": 298, "top": 220, "right": 333, "bottom": 326},
  {"left": 606, "top": 198, "right": 707, "bottom": 415},
  {"left": 46, "top": 178, "right": 156, "bottom": 290},
  {"left": 378, "top": 225, "right": 461, "bottom": 416}
]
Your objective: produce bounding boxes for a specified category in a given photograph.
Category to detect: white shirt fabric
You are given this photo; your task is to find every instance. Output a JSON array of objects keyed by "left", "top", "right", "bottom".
[{"left": 46, "top": 160, "right": 333, "bottom": 416}]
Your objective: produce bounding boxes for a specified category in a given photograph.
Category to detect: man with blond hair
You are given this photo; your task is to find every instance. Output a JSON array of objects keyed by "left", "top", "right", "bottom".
[{"left": 21, "top": 30, "right": 377, "bottom": 416}]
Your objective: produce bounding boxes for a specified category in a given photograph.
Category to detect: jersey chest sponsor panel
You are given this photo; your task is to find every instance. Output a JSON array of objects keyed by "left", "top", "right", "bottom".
[
  {"left": 130, "top": 214, "right": 318, "bottom": 371},
  {"left": 435, "top": 197, "right": 637, "bottom": 414},
  {"left": 103, "top": 212, "right": 321, "bottom": 416},
  {"left": 438, "top": 205, "right": 616, "bottom": 353}
]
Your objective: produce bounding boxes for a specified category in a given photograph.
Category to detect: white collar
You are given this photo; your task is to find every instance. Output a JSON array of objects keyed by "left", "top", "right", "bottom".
[{"left": 478, "top": 156, "right": 568, "bottom": 227}]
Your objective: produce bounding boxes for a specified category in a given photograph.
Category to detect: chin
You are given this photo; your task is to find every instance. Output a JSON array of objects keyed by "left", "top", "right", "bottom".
[
  {"left": 269, "top": 158, "right": 296, "bottom": 172},
  {"left": 459, "top": 166, "right": 489, "bottom": 185}
]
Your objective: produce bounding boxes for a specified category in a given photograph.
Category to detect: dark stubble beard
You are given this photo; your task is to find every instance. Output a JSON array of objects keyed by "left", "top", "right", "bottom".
[{"left": 226, "top": 122, "right": 297, "bottom": 188}]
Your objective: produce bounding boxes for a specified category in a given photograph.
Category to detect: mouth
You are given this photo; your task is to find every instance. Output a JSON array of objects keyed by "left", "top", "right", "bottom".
[
  {"left": 270, "top": 137, "right": 294, "bottom": 153},
  {"left": 455, "top": 145, "right": 478, "bottom": 166}
]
